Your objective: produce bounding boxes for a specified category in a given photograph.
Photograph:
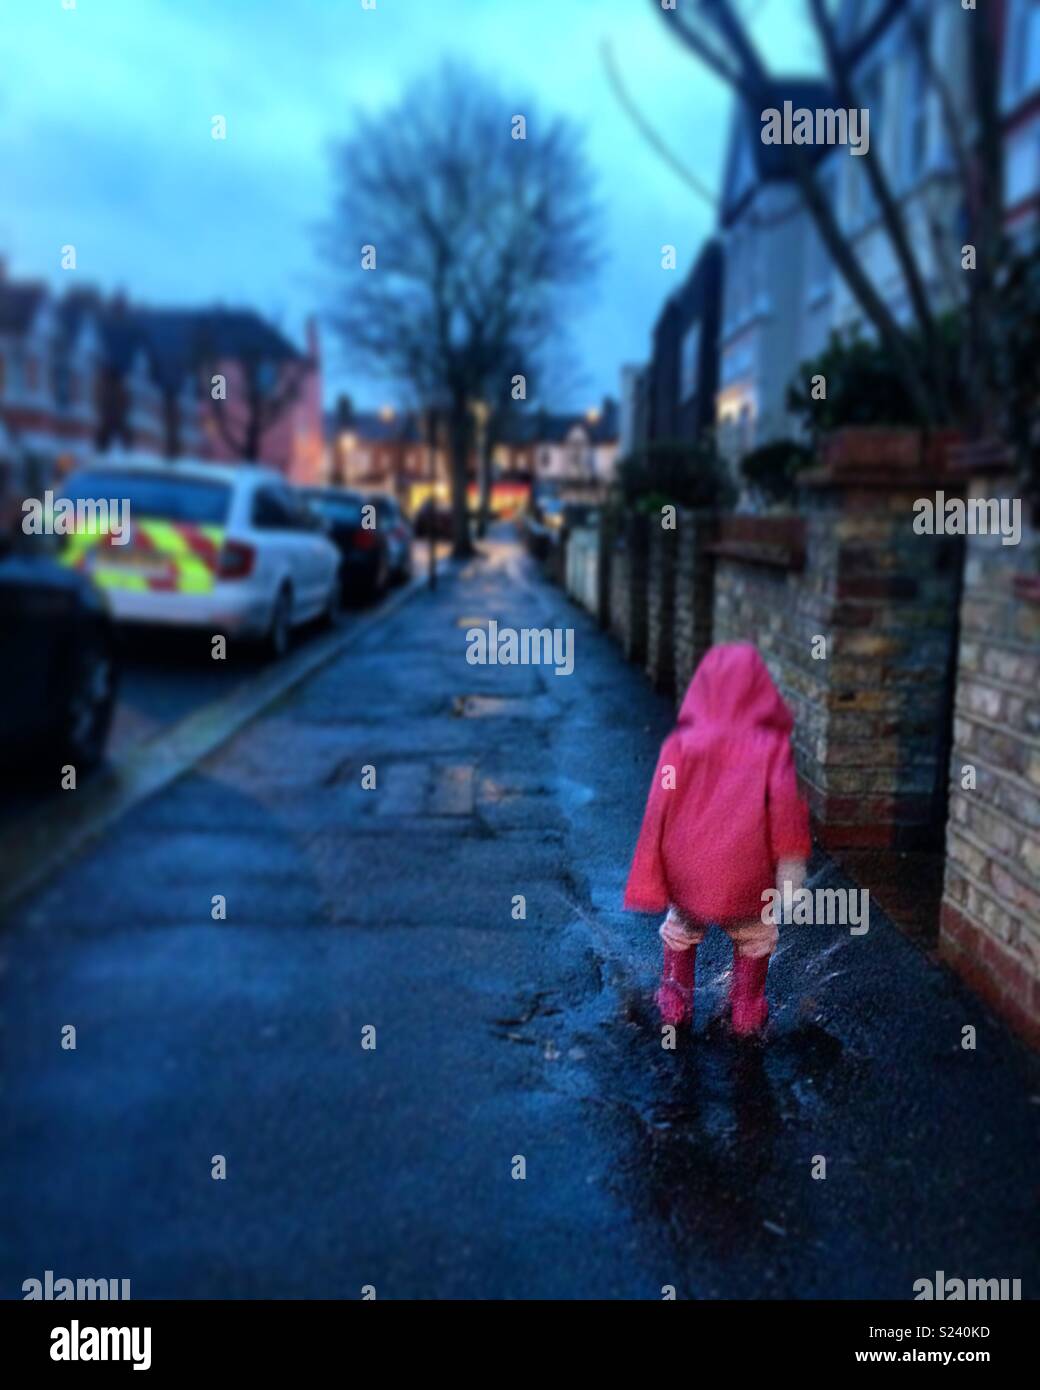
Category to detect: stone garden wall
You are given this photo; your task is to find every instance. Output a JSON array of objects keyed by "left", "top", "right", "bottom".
[{"left": 558, "top": 428, "right": 1038, "bottom": 1044}]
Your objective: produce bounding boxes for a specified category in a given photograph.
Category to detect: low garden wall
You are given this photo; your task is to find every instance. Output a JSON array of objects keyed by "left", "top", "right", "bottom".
[
  {"left": 564, "top": 526, "right": 600, "bottom": 617},
  {"left": 545, "top": 428, "right": 1038, "bottom": 1044},
  {"left": 608, "top": 514, "right": 650, "bottom": 664}
]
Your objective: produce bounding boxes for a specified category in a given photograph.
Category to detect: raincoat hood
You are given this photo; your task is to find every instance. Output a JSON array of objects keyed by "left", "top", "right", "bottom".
[{"left": 677, "top": 643, "right": 793, "bottom": 736}]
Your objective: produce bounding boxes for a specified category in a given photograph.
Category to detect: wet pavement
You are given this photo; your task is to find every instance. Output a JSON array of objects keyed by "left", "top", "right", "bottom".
[{"left": 2, "top": 530, "right": 1038, "bottom": 1299}]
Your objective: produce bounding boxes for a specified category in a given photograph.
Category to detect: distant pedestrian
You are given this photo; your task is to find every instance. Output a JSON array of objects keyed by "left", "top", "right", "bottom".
[{"left": 624, "top": 644, "right": 810, "bottom": 1035}]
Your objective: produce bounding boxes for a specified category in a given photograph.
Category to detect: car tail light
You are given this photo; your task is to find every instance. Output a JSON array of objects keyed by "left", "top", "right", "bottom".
[
  {"left": 217, "top": 540, "right": 256, "bottom": 579},
  {"left": 352, "top": 528, "right": 378, "bottom": 550}
]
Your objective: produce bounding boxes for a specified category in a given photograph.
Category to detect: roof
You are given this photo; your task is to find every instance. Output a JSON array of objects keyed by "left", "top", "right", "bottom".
[
  {"left": 500, "top": 399, "right": 620, "bottom": 446},
  {"left": 720, "top": 77, "right": 836, "bottom": 225},
  {"left": 324, "top": 398, "right": 620, "bottom": 449},
  {"left": 133, "top": 308, "right": 303, "bottom": 389},
  {"left": 0, "top": 281, "right": 48, "bottom": 334},
  {"left": 326, "top": 409, "right": 424, "bottom": 444},
  {"left": 653, "top": 239, "right": 723, "bottom": 342}
]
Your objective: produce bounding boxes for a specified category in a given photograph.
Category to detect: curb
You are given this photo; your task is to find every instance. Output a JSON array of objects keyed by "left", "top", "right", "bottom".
[{"left": 0, "top": 563, "right": 451, "bottom": 919}]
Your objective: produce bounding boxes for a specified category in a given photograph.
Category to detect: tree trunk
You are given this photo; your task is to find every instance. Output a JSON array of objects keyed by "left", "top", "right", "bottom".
[
  {"left": 477, "top": 426, "right": 493, "bottom": 539},
  {"left": 449, "top": 405, "right": 473, "bottom": 558}
]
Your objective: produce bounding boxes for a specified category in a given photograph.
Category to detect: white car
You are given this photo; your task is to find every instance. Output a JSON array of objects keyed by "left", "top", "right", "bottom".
[{"left": 55, "top": 457, "right": 342, "bottom": 657}]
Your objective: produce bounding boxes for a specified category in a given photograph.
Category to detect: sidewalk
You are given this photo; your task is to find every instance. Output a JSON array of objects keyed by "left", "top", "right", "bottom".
[{"left": 2, "top": 531, "right": 1038, "bottom": 1299}]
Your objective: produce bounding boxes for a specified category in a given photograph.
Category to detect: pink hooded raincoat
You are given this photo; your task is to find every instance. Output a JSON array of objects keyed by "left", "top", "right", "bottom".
[{"left": 624, "top": 644, "right": 811, "bottom": 924}]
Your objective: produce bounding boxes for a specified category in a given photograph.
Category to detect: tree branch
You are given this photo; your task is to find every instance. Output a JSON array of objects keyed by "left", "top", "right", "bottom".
[{"left": 601, "top": 40, "right": 718, "bottom": 210}]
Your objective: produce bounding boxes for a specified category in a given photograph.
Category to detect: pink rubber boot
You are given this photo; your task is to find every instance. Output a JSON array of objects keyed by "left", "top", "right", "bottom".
[
  {"left": 730, "top": 951, "right": 770, "bottom": 1036},
  {"left": 656, "top": 944, "right": 696, "bottom": 1027}
]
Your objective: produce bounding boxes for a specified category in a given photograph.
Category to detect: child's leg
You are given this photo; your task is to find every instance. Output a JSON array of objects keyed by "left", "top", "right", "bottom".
[
  {"left": 724, "top": 917, "right": 778, "bottom": 1035},
  {"left": 656, "top": 908, "right": 705, "bottom": 1026}
]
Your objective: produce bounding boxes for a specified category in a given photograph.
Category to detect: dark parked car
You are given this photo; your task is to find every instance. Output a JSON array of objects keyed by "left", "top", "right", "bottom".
[
  {"left": 413, "top": 498, "right": 453, "bottom": 541},
  {"left": 300, "top": 487, "right": 390, "bottom": 601},
  {"left": 365, "top": 494, "right": 412, "bottom": 584},
  {"left": 0, "top": 544, "right": 118, "bottom": 775}
]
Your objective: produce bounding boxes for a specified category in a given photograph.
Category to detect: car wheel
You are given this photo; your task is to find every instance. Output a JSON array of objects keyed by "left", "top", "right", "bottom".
[
  {"left": 265, "top": 586, "right": 293, "bottom": 660},
  {"left": 61, "top": 627, "right": 117, "bottom": 771}
]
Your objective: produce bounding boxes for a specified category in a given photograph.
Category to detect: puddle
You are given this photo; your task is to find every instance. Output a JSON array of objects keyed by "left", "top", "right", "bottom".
[{"left": 452, "top": 695, "right": 525, "bottom": 718}]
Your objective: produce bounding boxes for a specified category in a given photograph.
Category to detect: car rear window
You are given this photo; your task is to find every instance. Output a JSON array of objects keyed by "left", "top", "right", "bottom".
[
  {"left": 58, "top": 472, "right": 232, "bottom": 525},
  {"left": 306, "top": 493, "right": 363, "bottom": 525}
]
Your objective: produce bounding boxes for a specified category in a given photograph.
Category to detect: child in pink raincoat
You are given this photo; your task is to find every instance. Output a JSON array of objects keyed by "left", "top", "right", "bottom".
[{"left": 624, "top": 643, "right": 811, "bottom": 1035}]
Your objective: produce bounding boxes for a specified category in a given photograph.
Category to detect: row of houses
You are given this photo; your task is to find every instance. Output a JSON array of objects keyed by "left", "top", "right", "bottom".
[
  {"left": 0, "top": 251, "right": 621, "bottom": 509},
  {"left": 622, "top": 0, "right": 1040, "bottom": 472},
  {"left": 325, "top": 395, "right": 621, "bottom": 501},
  {"left": 0, "top": 262, "right": 325, "bottom": 489}
]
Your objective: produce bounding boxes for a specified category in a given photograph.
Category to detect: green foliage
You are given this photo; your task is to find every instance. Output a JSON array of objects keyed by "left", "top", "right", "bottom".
[
  {"left": 740, "top": 439, "right": 814, "bottom": 503},
  {"left": 615, "top": 438, "right": 735, "bottom": 514},
  {"left": 786, "top": 323, "right": 963, "bottom": 436}
]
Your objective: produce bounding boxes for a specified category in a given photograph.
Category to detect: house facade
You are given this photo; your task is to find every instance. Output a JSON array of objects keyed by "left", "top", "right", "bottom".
[
  {"left": 709, "top": 0, "right": 1040, "bottom": 470},
  {"left": 824, "top": 0, "right": 972, "bottom": 340},
  {"left": 715, "top": 79, "right": 832, "bottom": 466},
  {"left": 1002, "top": 0, "right": 1040, "bottom": 236},
  {"left": 0, "top": 265, "right": 324, "bottom": 490},
  {"left": 324, "top": 397, "right": 621, "bottom": 500},
  {"left": 0, "top": 274, "right": 101, "bottom": 485}
]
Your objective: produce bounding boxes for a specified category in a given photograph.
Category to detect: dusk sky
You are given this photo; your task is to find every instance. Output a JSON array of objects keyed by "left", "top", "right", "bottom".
[{"left": 0, "top": 0, "right": 819, "bottom": 413}]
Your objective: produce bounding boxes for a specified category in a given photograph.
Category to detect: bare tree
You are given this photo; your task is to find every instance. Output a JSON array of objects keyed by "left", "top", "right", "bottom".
[
  {"left": 319, "top": 62, "right": 601, "bottom": 556},
  {"left": 197, "top": 322, "right": 311, "bottom": 463}
]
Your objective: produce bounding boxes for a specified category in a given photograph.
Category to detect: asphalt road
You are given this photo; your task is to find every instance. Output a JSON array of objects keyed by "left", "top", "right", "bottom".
[{"left": 1, "top": 530, "right": 1038, "bottom": 1299}]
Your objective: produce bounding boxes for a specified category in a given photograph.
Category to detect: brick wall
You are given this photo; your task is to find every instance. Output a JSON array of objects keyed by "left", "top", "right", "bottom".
[
  {"left": 940, "top": 449, "right": 1040, "bottom": 1047},
  {"left": 711, "top": 515, "right": 819, "bottom": 786},
  {"left": 596, "top": 508, "right": 616, "bottom": 630},
  {"left": 609, "top": 515, "right": 650, "bottom": 664}
]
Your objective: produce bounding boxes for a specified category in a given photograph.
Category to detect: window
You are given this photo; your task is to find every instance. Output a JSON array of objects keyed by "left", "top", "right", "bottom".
[
  {"left": 305, "top": 491, "right": 363, "bottom": 527},
  {"left": 1004, "top": 0, "right": 1040, "bottom": 108},
  {"left": 806, "top": 172, "right": 835, "bottom": 301},
  {"left": 58, "top": 471, "right": 231, "bottom": 525},
  {"left": 252, "top": 486, "right": 299, "bottom": 530},
  {"left": 858, "top": 69, "right": 884, "bottom": 222},
  {"left": 680, "top": 322, "right": 701, "bottom": 403},
  {"left": 903, "top": 25, "right": 929, "bottom": 186}
]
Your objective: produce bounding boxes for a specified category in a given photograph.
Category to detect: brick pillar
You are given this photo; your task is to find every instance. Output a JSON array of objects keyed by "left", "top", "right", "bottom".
[
  {"left": 939, "top": 442, "right": 1040, "bottom": 1048},
  {"left": 596, "top": 508, "right": 616, "bottom": 630},
  {"left": 798, "top": 430, "right": 965, "bottom": 852},
  {"left": 609, "top": 514, "right": 650, "bottom": 663},
  {"left": 705, "top": 430, "right": 965, "bottom": 856},
  {"left": 645, "top": 524, "right": 679, "bottom": 695},
  {"left": 672, "top": 508, "right": 718, "bottom": 706}
]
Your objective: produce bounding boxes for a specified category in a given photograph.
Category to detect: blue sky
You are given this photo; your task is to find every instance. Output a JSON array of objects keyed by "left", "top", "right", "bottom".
[{"left": 0, "top": 0, "right": 819, "bottom": 411}]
